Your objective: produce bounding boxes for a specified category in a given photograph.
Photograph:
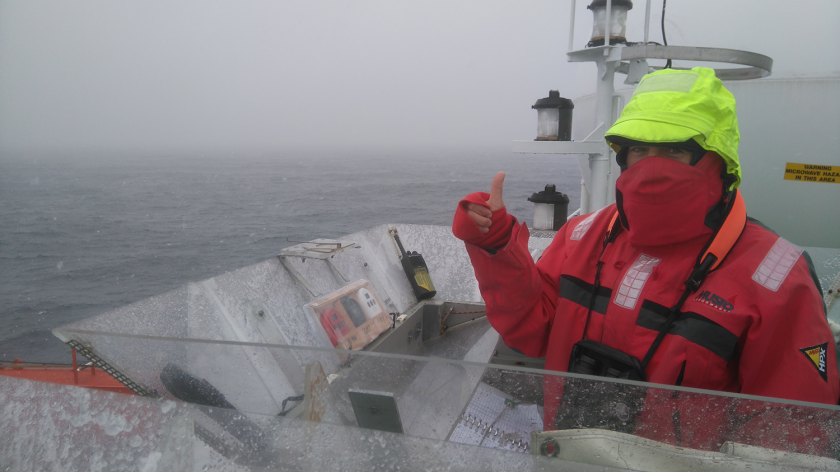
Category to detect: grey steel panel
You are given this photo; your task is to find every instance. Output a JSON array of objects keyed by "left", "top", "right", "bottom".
[{"left": 348, "top": 390, "right": 404, "bottom": 434}]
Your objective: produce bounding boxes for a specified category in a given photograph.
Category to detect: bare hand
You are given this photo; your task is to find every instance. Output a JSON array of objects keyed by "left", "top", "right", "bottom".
[{"left": 466, "top": 171, "right": 506, "bottom": 234}]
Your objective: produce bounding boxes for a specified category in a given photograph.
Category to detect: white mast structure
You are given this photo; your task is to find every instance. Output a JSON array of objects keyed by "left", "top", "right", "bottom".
[{"left": 513, "top": 0, "right": 772, "bottom": 215}]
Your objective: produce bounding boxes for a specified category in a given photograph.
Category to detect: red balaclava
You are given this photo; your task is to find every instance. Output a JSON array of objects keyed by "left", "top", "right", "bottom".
[{"left": 614, "top": 152, "right": 727, "bottom": 247}]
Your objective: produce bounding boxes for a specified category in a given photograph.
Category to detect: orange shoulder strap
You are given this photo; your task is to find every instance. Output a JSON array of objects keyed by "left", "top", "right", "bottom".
[
  {"left": 700, "top": 190, "right": 747, "bottom": 271},
  {"left": 607, "top": 212, "right": 620, "bottom": 234}
]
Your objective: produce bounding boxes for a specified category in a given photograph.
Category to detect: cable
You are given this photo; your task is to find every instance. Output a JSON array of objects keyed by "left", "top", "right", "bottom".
[
  {"left": 277, "top": 394, "right": 304, "bottom": 416},
  {"left": 661, "top": 0, "right": 672, "bottom": 69}
]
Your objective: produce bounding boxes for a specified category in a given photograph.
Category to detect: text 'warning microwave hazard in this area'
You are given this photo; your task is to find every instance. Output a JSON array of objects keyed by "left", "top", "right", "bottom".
[{"left": 784, "top": 163, "right": 840, "bottom": 184}]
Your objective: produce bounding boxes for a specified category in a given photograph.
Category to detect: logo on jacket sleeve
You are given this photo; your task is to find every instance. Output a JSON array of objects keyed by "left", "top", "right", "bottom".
[
  {"left": 799, "top": 343, "right": 829, "bottom": 382},
  {"left": 693, "top": 291, "right": 734, "bottom": 312}
]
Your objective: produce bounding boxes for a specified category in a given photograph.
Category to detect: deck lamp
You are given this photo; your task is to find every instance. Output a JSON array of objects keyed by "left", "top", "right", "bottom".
[
  {"left": 528, "top": 184, "right": 570, "bottom": 231},
  {"left": 587, "top": 0, "right": 633, "bottom": 47},
  {"left": 532, "top": 90, "right": 574, "bottom": 141}
]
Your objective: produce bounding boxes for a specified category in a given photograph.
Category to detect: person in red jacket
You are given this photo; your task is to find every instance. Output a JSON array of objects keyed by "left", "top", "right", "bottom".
[{"left": 452, "top": 68, "right": 839, "bottom": 454}]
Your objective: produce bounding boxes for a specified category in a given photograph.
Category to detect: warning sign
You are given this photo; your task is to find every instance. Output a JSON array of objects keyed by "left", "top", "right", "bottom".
[{"left": 784, "top": 163, "right": 840, "bottom": 184}]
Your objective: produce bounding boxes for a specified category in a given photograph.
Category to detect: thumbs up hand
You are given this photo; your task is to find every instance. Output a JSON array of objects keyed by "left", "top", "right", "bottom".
[
  {"left": 452, "top": 171, "right": 515, "bottom": 248},
  {"left": 466, "top": 172, "right": 506, "bottom": 234}
]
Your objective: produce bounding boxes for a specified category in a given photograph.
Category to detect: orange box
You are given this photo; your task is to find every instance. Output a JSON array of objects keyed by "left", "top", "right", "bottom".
[{"left": 304, "top": 280, "right": 391, "bottom": 350}]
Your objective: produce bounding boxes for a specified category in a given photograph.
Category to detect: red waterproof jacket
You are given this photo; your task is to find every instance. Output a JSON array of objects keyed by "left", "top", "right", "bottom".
[{"left": 454, "top": 194, "right": 840, "bottom": 453}]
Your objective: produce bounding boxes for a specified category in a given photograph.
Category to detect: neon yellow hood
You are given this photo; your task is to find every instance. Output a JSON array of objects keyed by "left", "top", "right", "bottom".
[{"left": 606, "top": 67, "right": 741, "bottom": 188}]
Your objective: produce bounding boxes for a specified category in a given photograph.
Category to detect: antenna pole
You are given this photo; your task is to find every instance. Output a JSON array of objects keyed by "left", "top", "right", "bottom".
[{"left": 568, "top": 0, "right": 577, "bottom": 52}]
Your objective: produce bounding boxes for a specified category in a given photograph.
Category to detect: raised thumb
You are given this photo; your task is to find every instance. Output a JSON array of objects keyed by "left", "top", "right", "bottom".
[{"left": 487, "top": 171, "right": 505, "bottom": 211}]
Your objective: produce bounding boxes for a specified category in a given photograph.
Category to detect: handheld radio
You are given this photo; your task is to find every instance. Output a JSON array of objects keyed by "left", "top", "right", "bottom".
[{"left": 390, "top": 229, "right": 436, "bottom": 300}]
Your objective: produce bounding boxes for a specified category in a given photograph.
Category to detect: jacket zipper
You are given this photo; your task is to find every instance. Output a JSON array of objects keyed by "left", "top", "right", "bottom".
[{"left": 675, "top": 360, "right": 686, "bottom": 386}]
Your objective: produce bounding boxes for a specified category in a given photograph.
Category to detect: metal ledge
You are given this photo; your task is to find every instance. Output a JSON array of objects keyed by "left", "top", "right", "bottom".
[
  {"left": 567, "top": 45, "right": 620, "bottom": 62},
  {"left": 279, "top": 238, "right": 359, "bottom": 260},
  {"left": 512, "top": 140, "right": 603, "bottom": 155},
  {"left": 569, "top": 45, "right": 773, "bottom": 80}
]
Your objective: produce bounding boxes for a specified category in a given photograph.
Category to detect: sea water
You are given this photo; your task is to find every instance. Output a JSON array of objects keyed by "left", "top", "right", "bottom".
[{"left": 0, "top": 148, "right": 581, "bottom": 362}]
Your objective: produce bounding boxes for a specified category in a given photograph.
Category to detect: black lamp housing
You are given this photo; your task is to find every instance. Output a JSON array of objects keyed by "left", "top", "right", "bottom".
[{"left": 532, "top": 90, "right": 574, "bottom": 141}]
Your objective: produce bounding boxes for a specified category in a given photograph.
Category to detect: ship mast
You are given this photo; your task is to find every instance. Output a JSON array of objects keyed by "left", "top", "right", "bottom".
[{"left": 513, "top": 0, "right": 772, "bottom": 215}]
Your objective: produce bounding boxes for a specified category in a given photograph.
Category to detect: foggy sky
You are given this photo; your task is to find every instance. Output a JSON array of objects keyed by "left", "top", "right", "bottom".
[{"left": 1, "top": 1, "right": 838, "bottom": 155}]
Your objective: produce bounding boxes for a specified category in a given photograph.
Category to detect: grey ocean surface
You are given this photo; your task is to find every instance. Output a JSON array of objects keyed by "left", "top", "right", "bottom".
[{"left": 0, "top": 148, "right": 581, "bottom": 363}]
